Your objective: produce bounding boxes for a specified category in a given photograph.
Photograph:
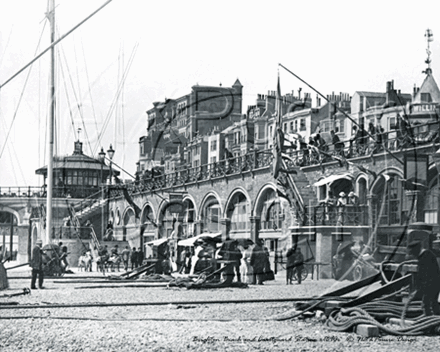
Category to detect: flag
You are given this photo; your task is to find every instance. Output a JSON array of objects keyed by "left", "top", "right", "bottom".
[
  {"left": 276, "top": 71, "right": 282, "bottom": 126},
  {"left": 121, "top": 187, "right": 142, "bottom": 219}
]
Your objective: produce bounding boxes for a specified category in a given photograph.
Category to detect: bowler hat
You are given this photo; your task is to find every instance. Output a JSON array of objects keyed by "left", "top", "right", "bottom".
[{"left": 408, "top": 240, "right": 421, "bottom": 249}]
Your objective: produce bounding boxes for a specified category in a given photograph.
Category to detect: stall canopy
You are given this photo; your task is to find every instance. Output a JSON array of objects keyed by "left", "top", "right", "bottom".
[
  {"left": 178, "top": 232, "right": 222, "bottom": 247},
  {"left": 145, "top": 238, "right": 168, "bottom": 246},
  {"left": 313, "top": 173, "right": 353, "bottom": 187}
]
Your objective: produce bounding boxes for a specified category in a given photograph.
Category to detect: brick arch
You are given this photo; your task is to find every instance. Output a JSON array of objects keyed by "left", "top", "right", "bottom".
[
  {"left": 156, "top": 199, "right": 186, "bottom": 239},
  {"left": 182, "top": 194, "right": 198, "bottom": 218},
  {"left": 198, "top": 191, "right": 222, "bottom": 222},
  {"left": 122, "top": 207, "right": 136, "bottom": 226},
  {"left": 0, "top": 207, "right": 22, "bottom": 225},
  {"left": 253, "top": 183, "right": 277, "bottom": 216},
  {"left": 369, "top": 167, "right": 403, "bottom": 195},
  {"left": 198, "top": 192, "right": 222, "bottom": 234},
  {"left": 223, "top": 187, "right": 251, "bottom": 219},
  {"left": 140, "top": 202, "right": 156, "bottom": 225}
]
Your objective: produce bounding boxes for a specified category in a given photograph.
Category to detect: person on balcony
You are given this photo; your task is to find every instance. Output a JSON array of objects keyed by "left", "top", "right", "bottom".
[
  {"left": 348, "top": 191, "right": 360, "bottom": 225},
  {"left": 331, "top": 130, "right": 344, "bottom": 157},
  {"left": 336, "top": 192, "right": 347, "bottom": 226},
  {"left": 350, "top": 125, "right": 367, "bottom": 156}
]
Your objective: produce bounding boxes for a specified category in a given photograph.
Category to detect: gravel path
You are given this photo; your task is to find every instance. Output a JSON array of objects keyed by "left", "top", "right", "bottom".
[{"left": 1, "top": 268, "right": 438, "bottom": 351}]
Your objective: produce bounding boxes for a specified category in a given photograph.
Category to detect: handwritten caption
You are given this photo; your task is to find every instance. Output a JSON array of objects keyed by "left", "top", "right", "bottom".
[{"left": 192, "top": 335, "right": 417, "bottom": 344}]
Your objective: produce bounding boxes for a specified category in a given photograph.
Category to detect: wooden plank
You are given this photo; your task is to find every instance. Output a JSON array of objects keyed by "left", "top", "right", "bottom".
[
  {"left": 342, "top": 274, "right": 412, "bottom": 308},
  {"left": 320, "top": 273, "right": 381, "bottom": 298}
]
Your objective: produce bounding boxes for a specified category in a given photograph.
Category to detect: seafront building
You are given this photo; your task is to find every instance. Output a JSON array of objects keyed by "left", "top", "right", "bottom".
[{"left": 2, "top": 64, "right": 440, "bottom": 278}]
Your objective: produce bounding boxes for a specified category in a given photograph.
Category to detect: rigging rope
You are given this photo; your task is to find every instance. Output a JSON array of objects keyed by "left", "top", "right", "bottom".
[
  {"left": 0, "top": 21, "right": 47, "bottom": 161},
  {"left": 93, "top": 43, "right": 138, "bottom": 155},
  {"left": 0, "top": 0, "right": 114, "bottom": 89}
]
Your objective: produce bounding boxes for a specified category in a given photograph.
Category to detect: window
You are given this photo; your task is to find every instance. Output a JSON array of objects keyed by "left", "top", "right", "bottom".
[
  {"left": 294, "top": 120, "right": 298, "bottom": 132},
  {"left": 336, "top": 119, "right": 344, "bottom": 133},
  {"left": 204, "top": 203, "right": 220, "bottom": 233},
  {"left": 424, "top": 188, "right": 438, "bottom": 224},
  {"left": 266, "top": 202, "right": 283, "bottom": 230},
  {"left": 269, "top": 126, "right": 273, "bottom": 138},
  {"left": 229, "top": 194, "right": 248, "bottom": 231},
  {"left": 421, "top": 93, "right": 432, "bottom": 103},
  {"left": 389, "top": 116, "right": 397, "bottom": 130},
  {"left": 283, "top": 123, "right": 287, "bottom": 132},
  {"left": 290, "top": 122, "right": 294, "bottom": 132},
  {"left": 211, "top": 140, "right": 217, "bottom": 151},
  {"left": 300, "top": 119, "right": 306, "bottom": 131},
  {"left": 373, "top": 176, "right": 403, "bottom": 226}
]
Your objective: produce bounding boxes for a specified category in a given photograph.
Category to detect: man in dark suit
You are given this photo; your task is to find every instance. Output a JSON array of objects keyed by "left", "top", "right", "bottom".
[
  {"left": 407, "top": 241, "right": 440, "bottom": 316},
  {"left": 30, "top": 239, "right": 44, "bottom": 289}
]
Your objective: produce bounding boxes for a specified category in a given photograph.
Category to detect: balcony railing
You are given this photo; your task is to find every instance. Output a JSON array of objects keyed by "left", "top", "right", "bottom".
[
  {"left": 307, "top": 204, "right": 369, "bottom": 226},
  {"left": 3, "top": 121, "right": 440, "bottom": 203}
]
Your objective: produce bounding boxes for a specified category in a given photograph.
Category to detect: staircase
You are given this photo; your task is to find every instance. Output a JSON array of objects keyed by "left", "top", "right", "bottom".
[
  {"left": 280, "top": 164, "right": 317, "bottom": 226},
  {"left": 67, "top": 204, "right": 100, "bottom": 260}
]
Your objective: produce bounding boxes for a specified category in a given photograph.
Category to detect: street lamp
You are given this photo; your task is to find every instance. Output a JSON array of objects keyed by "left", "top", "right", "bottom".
[
  {"left": 98, "top": 147, "right": 106, "bottom": 241},
  {"left": 98, "top": 148, "right": 106, "bottom": 184},
  {"left": 107, "top": 144, "right": 115, "bottom": 185}
]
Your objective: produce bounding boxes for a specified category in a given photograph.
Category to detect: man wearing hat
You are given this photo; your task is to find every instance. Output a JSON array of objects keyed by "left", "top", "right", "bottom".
[
  {"left": 30, "top": 239, "right": 44, "bottom": 289},
  {"left": 407, "top": 241, "right": 440, "bottom": 316}
]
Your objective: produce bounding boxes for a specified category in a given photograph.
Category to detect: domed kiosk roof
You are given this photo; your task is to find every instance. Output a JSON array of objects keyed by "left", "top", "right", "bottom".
[{"left": 35, "top": 141, "right": 117, "bottom": 175}]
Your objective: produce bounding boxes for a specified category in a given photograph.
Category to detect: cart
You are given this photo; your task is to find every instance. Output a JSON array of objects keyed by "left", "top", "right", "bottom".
[{"left": 42, "top": 244, "right": 65, "bottom": 277}]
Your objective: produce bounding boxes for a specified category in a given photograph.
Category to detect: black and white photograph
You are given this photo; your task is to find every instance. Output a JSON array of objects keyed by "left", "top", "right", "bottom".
[{"left": 1, "top": 1, "right": 440, "bottom": 351}]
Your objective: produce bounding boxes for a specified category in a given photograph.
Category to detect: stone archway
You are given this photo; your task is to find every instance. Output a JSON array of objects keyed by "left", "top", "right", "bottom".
[
  {"left": 0, "top": 211, "right": 19, "bottom": 261},
  {"left": 199, "top": 195, "right": 221, "bottom": 235},
  {"left": 123, "top": 208, "right": 137, "bottom": 243}
]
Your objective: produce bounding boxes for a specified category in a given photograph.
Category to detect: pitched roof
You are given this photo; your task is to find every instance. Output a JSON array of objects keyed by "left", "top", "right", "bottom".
[{"left": 413, "top": 73, "right": 440, "bottom": 103}]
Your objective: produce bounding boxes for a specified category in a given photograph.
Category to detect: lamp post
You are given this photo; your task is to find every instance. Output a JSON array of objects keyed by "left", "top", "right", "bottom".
[
  {"left": 107, "top": 144, "right": 115, "bottom": 185},
  {"left": 98, "top": 147, "right": 106, "bottom": 239}
]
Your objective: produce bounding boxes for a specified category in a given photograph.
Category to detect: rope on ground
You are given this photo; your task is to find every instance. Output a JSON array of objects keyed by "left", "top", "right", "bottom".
[
  {"left": 267, "top": 296, "right": 352, "bottom": 321},
  {"left": 326, "top": 306, "right": 440, "bottom": 336}
]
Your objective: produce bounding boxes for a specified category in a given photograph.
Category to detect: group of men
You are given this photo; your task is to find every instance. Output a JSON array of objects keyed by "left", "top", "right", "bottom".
[{"left": 98, "top": 245, "right": 144, "bottom": 271}]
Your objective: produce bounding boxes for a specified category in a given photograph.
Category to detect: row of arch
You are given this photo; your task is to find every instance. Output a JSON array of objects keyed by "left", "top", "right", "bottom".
[
  {"left": 110, "top": 162, "right": 440, "bottom": 242},
  {"left": 111, "top": 183, "right": 294, "bottom": 241}
]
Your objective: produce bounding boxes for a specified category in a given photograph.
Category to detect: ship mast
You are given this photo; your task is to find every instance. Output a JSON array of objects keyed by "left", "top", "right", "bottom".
[{"left": 45, "top": 0, "right": 56, "bottom": 244}]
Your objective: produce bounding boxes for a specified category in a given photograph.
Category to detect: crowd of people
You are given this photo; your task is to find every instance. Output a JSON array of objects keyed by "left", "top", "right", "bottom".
[{"left": 93, "top": 245, "right": 144, "bottom": 272}]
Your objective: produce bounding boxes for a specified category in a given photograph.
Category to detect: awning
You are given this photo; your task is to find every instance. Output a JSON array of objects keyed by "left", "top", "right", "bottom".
[
  {"left": 145, "top": 238, "right": 168, "bottom": 246},
  {"left": 178, "top": 232, "right": 222, "bottom": 247},
  {"left": 313, "top": 173, "right": 353, "bottom": 187}
]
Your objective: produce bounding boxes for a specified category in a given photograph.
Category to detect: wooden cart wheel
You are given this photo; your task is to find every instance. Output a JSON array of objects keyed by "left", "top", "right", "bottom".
[
  {"left": 353, "top": 264, "right": 363, "bottom": 281},
  {"left": 292, "top": 266, "right": 308, "bottom": 282}
]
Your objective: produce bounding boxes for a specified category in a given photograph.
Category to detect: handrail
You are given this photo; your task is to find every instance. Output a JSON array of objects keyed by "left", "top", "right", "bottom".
[{"left": 2, "top": 121, "right": 440, "bottom": 198}]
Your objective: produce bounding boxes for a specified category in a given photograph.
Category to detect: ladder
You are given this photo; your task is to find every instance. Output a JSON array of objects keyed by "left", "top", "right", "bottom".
[{"left": 67, "top": 203, "right": 99, "bottom": 259}]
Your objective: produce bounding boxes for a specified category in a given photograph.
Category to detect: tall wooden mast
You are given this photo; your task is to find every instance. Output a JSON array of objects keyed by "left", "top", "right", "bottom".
[{"left": 45, "top": 0, "right": 56, "bottom": 244}]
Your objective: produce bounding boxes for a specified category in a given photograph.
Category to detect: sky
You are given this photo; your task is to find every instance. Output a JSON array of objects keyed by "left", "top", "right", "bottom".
[{"left": 1, "top": 0, "right": 440, "bottom": 187}]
